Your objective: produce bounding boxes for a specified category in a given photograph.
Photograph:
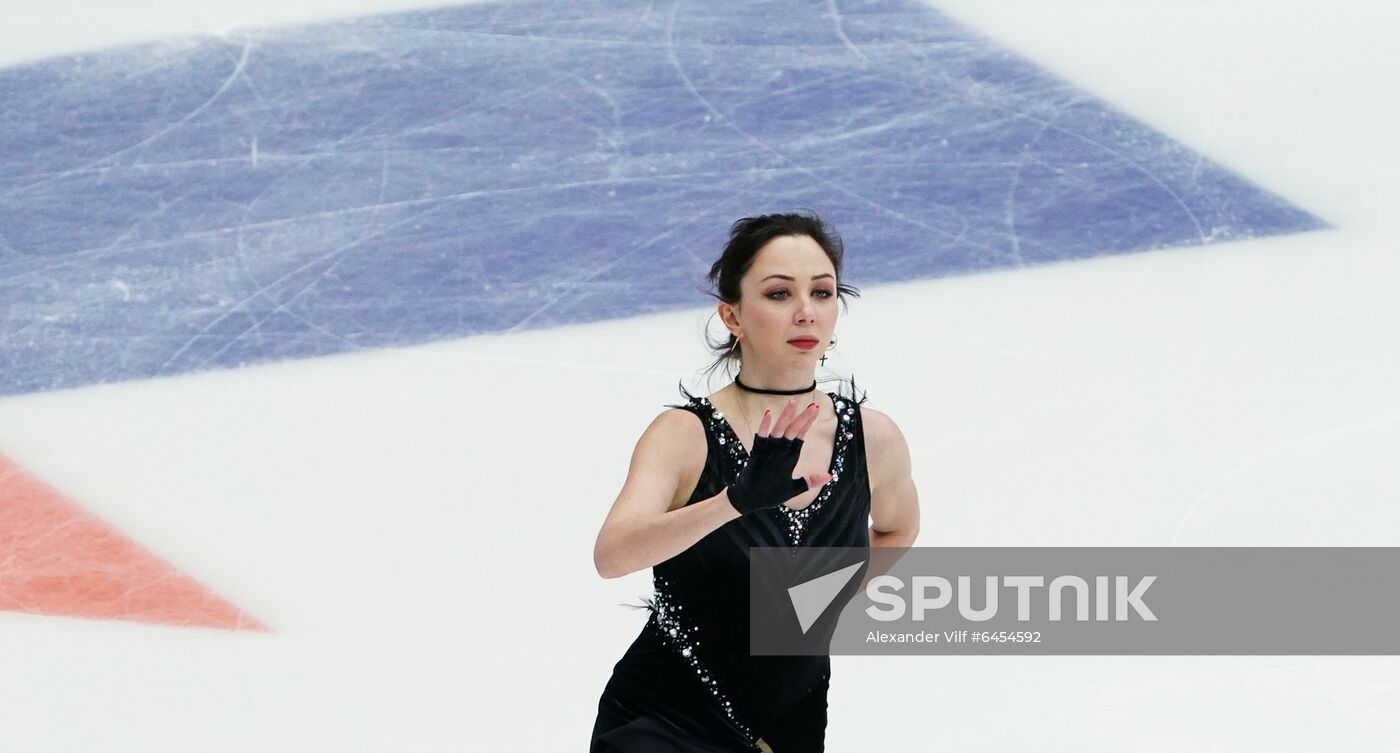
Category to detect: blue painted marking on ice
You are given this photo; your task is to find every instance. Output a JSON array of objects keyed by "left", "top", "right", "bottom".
[{"left": 0, "top": 0, "right": 1325, "bottom": 396}]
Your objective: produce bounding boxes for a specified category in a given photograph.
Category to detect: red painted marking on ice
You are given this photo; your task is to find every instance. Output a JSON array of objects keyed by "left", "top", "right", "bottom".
[{"left": 0, "top": 454, "right": 268, "bottom": 631}]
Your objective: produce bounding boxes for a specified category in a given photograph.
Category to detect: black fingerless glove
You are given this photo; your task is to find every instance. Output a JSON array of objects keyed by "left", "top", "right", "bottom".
[{"left": 726, "top": 433, "right": 810, "bottom": 515}]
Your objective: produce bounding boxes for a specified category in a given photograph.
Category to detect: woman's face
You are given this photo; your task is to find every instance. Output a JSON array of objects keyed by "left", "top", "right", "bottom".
[{"left": 729, "top": 234, "right": 839, "bottom": 366}]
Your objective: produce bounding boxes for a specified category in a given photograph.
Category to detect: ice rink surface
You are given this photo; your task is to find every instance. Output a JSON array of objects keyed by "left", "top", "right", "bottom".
[{"left": 0, "top": 0, "right": 1396, "bottom": 750}]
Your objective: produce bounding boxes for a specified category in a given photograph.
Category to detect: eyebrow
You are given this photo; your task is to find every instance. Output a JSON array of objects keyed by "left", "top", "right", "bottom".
[{"left": 760, "top": 273, "right": 835, "bottom": 282}]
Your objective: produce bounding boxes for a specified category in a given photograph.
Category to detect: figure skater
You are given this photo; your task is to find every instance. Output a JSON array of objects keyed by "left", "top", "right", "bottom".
[{"left": 591, "top": 212, "right": 921, "bottom": 752}]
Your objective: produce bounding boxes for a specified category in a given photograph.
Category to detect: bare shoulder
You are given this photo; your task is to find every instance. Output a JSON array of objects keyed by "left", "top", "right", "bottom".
[
  {"left": 859, "top": 405, "right": 908, "bottom": 455},
  {"left": 858, "top": 405, "right": 912, "bottom": 488},
  {"left": 859, "top": 404, "right": 920, "bottom": 540},
  {"left": 647, "top": 406, "right": 707, "bottom": 456},
  {"left": 629, "top": 406, "right": 706, "bottom": 472},
  {"left": 622, "top": 406, "right": 708, "bottom": 512}
]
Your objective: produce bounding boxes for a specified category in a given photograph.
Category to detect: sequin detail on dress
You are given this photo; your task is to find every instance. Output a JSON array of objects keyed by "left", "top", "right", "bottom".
[
  {"left": 779, "top": 395, "right": 856, "bottom": 547},
  {"left": 647, "top": 575, "right": 755, "bottom": 743},
  {"left": 692, "top": 393, "right": 855, "bottom": 547}
]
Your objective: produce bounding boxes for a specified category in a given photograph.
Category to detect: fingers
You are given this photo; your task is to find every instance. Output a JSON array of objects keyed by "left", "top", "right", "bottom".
[
  {"left": 791, "top": 402, "right": 820, "bottom": 440},
  {"left": 770, "top": 398, "right": 798, "bottom": 437},
  {"left": 760, "top": 399, "right": 789, "bottom": 437},
  {"left": 755, "top": 401, "right": 781, "bottom": 437},
  {"left": 767, "top": 396, "right": 819, "bottom": 439}
]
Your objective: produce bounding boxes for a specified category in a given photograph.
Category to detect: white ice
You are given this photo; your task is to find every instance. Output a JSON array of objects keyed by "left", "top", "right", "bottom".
[{"left": 0, "top": 0, "right": 1397, "bottom": 750}]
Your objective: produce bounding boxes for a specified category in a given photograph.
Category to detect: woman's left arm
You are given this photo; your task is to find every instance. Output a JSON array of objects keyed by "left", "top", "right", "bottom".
[{"left": 862, "top": 406, "right": 921, "bottom": 549}]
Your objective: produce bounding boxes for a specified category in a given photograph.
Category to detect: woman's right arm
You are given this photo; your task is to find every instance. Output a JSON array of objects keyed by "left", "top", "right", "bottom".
[{"left": 593, "top": 409, "right": 740, "bottom": 579}]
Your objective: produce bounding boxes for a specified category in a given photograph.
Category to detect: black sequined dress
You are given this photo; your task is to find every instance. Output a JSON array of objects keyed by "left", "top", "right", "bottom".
[{"left": 591, "top": 382, "right": 871, "bottom": 753}]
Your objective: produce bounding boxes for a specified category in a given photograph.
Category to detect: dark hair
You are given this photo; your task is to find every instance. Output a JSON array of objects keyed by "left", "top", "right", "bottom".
[{"left": 699, "top": 211, "right": 861, "bottom": 383}]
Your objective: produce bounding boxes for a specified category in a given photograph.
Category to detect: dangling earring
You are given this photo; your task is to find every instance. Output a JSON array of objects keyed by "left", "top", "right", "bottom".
[{"left": 819, "top": 335, "right": 836, "bottom": 367}]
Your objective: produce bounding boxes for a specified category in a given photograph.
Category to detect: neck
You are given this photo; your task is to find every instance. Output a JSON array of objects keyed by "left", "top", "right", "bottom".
[
  {"left": 732, "top": 367, "right": 820, "bottom": 417},
  {"left": 735, "top": 365, "right": 816, "bottom": 393}
]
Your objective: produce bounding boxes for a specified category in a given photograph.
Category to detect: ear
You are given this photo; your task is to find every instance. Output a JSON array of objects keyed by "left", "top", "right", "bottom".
[{"left": 717, "top": 301, "right": 741, "bottom": 337}]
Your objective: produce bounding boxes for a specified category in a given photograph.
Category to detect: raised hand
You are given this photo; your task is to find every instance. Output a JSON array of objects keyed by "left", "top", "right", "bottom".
[{"left": 725, "top": 397, "right": 832, "bottom": 515}]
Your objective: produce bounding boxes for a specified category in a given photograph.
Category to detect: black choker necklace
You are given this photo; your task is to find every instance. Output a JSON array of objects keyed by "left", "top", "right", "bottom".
[{"left": 734, "top": 375, "right": 816, "bottom": 395}]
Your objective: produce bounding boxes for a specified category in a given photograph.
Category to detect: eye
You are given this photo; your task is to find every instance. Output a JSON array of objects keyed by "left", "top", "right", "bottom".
[{"left": 766, "top": 288, "right": 835, "bottom": 300}]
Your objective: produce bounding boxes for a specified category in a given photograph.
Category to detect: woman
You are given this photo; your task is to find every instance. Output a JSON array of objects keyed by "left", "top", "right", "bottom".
[{"left": 591, "top": 212, "right": 921, "bottom": 752}]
